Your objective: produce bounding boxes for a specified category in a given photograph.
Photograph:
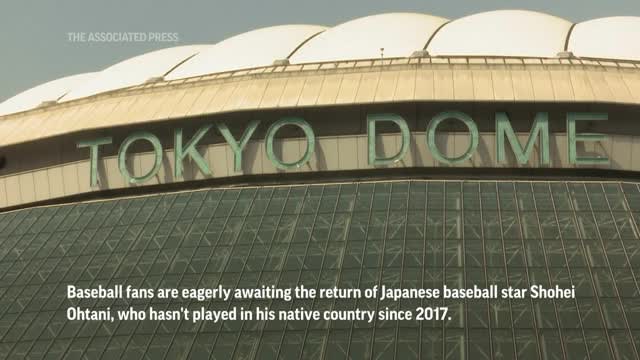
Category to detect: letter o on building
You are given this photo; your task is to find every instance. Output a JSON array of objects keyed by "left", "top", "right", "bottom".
[
  {"left": 118, "top": 131, "right": 163, "bottom": 184},
  {"left": 265, "top": 117, "right": 316, "bottom": 170},
  {"left": 426, "top": 111, "right": 479, "bottom": 164}
]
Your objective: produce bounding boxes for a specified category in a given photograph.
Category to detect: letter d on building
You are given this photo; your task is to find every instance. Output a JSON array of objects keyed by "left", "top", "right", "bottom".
[{"left": 367, "top": 113, "right": 410, "bottom": 166}]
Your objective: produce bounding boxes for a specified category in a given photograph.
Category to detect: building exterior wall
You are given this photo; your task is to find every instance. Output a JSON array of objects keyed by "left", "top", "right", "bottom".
[
  {"left": 1, "top": 130, "right": 639, "bottom": 208},
  {"left": 1, "top": 98, "right": 639, "bottom": 209},
  {"left": 1, "top": 36, "right": 640, "bottom": 360}
]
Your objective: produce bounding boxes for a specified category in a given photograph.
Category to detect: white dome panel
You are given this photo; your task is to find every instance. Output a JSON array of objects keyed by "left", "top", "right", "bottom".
[
  {"left": 62, "top": 45, "right": 208, "bottom": 101},
  {"left": 165, "top": 25, "right": 326, "bottom": 80},
  {"left": 427, "top": 10, "right": 572, "bottom": 57},
  {"left": 0, "top": 73, "right": 96, "bottom": 116},
  {"left": 9, "top": 11, "right": 640, "bottom": 112},
  {"left": 289, "top": 13, "right": 448, "bottom": 63},
  {"left": 569, "top": 17, "right": 640, "bottom": 61}
]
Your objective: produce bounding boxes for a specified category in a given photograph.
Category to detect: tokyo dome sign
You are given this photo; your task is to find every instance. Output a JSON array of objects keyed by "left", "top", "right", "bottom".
[{"left": 77, "top": 112, "right": 609, "bottom": 187}]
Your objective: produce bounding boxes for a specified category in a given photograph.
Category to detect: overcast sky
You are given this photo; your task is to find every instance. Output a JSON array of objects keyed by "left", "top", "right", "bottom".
[{"left": 2, "top": 0, "right": 640, "bottom": 102}]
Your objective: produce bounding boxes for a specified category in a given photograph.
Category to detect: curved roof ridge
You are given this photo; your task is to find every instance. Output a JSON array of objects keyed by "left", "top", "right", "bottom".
[
  {"left": 285, "top": 30, "right": 325, "bottom": 59},
  {"left": 61, "top": 45, "right": 209, "bottom": 101},
  {"left": 289, "top": 12, "right": 448, "bottom": 63},
  {"left": 0, "top": 72, "right": 97, "bottom": 116},
  {"left": 165, "top": 24, "right": 326, "bottom": 80},
  {"left": 422, "top": 19, "right": 451, "bottom": 51}
]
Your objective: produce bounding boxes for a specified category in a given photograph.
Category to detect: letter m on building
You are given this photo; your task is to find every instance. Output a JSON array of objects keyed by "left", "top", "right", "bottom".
[{"left": 496, "top": 112, "right": 550, "bottom": 165}]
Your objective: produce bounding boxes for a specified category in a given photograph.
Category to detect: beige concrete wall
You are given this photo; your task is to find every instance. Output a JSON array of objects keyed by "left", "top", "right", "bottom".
[
  {"left": 2, "top": 57, "right": 640, "bottom": 148},
  {"left": 0, "top": 131, "right": 634, "bottom": 209}
]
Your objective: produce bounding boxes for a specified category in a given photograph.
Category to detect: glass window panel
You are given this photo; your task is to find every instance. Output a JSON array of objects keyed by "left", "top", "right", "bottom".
[{"left": 584, "top": 329, "right": 613, "bottom": 360}]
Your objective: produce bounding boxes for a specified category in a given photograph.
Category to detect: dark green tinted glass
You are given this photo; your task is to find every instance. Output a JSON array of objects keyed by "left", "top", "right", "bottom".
[{"left": 0, "top": 180, "right": 638, "bottom": 359}]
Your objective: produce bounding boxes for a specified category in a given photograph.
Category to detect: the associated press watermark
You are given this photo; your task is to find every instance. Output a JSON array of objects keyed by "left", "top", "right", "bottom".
[{"left": 67, "top": 32, "right": 179, "bottom": 43}]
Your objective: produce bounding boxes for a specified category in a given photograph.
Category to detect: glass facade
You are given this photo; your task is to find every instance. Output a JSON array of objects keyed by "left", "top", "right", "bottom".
[{"left": 0, "top": 180, "right": 639, "bottom": 359}]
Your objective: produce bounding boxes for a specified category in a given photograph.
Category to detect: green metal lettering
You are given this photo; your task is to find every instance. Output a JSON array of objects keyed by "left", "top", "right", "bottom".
[
  {"left": 118, "top": 131, "right": 163, "bottom": 184},
  {"left": 496, "top": 112, "right": 550, "bottom": 165},
  {"left": 367, "top": 113, "right": 410, "bottom": 166},
  {"left": 567, "top": 112, "right": 609, "bottom": 165},
  {"left": 77, "top": 137, "right": 112, "bottom": 187},
  {"left": 426, "top": 111, "right": 479, "bottom": 164},
  {"left": 174, "top": 125, "right": 212, "bottom": 178},
  {"left": 265, "top": 117, "right": 315, "bottom": 169},
  {"left": 217, "top": 120, "right": 260, "bottom": 172}
]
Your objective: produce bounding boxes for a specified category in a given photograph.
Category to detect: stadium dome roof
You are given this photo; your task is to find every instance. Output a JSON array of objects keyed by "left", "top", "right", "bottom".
[
  {"left": 62, "top": 45, "right": 208, "bottom": 101},
  {"left": 568, "top": 17, "right": 640, "bottom": 61},
  {"left": 288, "top": 13, "right": 448, "bottom": 63},
  {"left": 4, "top": 10, "right": 640, "bottom": 116},
  {"left": 0, "top": 72, "right": 97, "bottom": 116},
  {"left": 426, "top": 10, "right": 572, "bottom": 57},
  {"left": 164, "top": 25, "right": 327, "bottom": 80}
]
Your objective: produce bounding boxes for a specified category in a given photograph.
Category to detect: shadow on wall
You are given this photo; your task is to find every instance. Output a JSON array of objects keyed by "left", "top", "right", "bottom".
[
  {"left": 98, "top": 160, "right": 109, "bottom": 190},
  {"left": 162, "top": 153, "right": 173, "bottom": 183},
  {"left": 476, "top": 136, "right": 493, "bottom": 166},
  {"left": 242, "top": 143, "right": 259, "bottom": 174},
  {"left": 409, "top": 138, "right": 424, "bottom": 167},
  {"left": 315, "top": 140, "right": 327, "bottom": 170}
]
